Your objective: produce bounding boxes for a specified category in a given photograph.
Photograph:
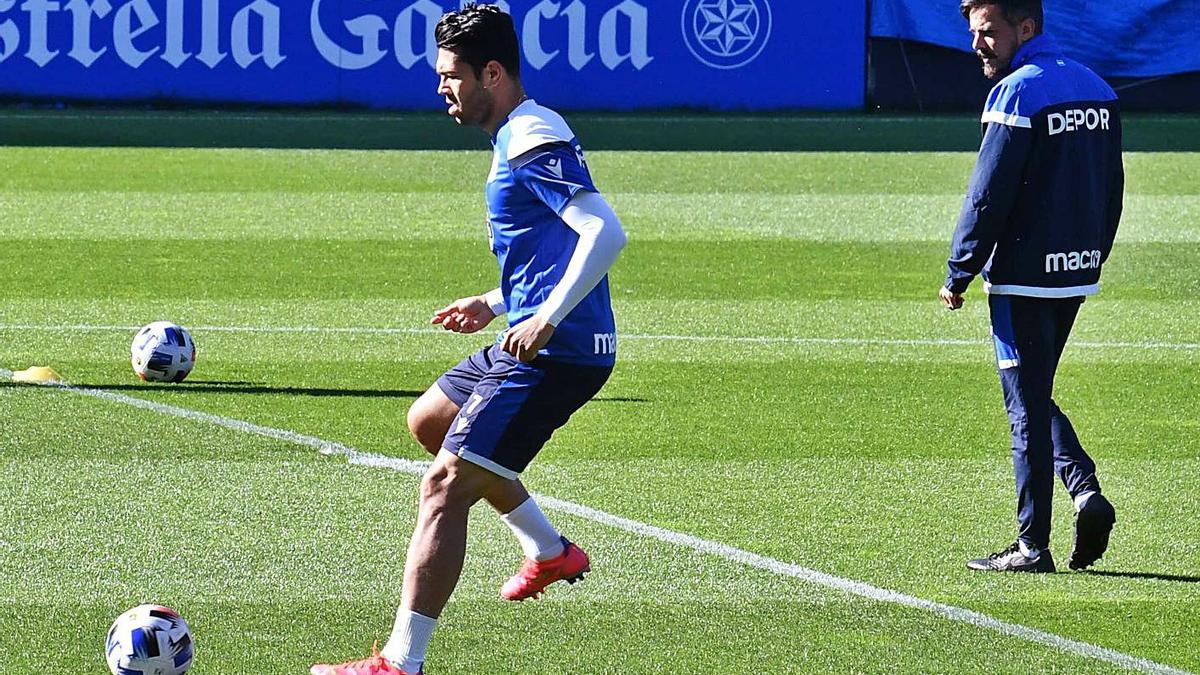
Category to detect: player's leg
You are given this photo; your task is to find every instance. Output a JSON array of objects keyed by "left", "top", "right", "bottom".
[
  {"left": 1050, "top": 401, "right": 1102, "bottom": 503},
  {"left": 968, "top": 295, "right": 1057, "bottom": 572},
  {"left": 406, "top": 347, "right": 488, "bottom": 458},
  {"left": 1051, "top": 398, "right": 1116, "bottom": 569},
  {"left": 377, "top": 450, "right": 508, "bottom": 673},
  {"left": 405, "top": 452, "right": 507, "bottom": 613},
  {"left": 406, "top": 385, "right": 460, "bottom": 457},
  {"left": 1044, "top": 298, "right": 1116, "bottom": 569},
  {"left": 408, "top": 380, "right": 565, "bottom": 560},
  {"left": 464, "top": 360, "right": 611, "bottom": 600},
  {"left": 309, "top": 446, "right": 504, "bottom": 675},
  {"left": 1006, "top": 297, "right": 1061, "bottom": 563},
  {"left": 1047, "top": 297, "right": 1100, "bottom": 497},
  {"left": 1003, "top": 366, "right": 1057, "bottom": 565},
  {"left": 373, "top": 348, "right": 610, "bottom": 673},
  {"left": 436, "top": 351, "right": 611, "bottom": 600}
]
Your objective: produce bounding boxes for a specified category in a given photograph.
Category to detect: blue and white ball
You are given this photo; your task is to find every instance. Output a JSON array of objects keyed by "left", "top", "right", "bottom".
[
  {"left": 131, "top": 322, "right": 196, "bottom": 383},
  {"left": 105, "top": 604, "right": 194, "bottom": 675}
]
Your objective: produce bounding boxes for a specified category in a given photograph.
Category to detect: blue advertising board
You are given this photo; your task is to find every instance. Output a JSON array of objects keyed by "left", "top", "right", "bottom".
[
  {"left": 0, "top": 0, "right": 867, "bottom": 110},
  {"left": 872, "top": 0, "right": 1200, "bottom": 79}
]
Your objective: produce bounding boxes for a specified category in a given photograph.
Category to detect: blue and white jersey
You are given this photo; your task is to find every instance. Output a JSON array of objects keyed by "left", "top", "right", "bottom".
[
  {"left": 486, "top": 99, "right": 616, "bottom": 367},
  {"left": 946, "top": 34, "right": 1124, "bottom": 298}
]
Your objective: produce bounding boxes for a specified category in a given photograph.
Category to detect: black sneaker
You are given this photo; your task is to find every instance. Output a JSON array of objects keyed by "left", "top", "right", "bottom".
[
  {"left": 967, "top": 542, "right": 1056, "bottom": 572},
  {"left": 1068, "top": 493, "right": 1116, "bottom": 570}
]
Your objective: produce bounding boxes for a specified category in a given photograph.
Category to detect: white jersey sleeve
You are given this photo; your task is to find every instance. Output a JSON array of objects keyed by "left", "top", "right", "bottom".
[
  {"left": 534, "top": 191, "right": 627, "bottom": 326},
  {"left": 504, "top": 101, "right": 577, "bottom": 160}
]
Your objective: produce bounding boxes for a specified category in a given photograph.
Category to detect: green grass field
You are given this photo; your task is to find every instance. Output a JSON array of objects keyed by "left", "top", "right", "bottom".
[{"left": 0, "top": 135, "right": 1197, "bottom": 673}]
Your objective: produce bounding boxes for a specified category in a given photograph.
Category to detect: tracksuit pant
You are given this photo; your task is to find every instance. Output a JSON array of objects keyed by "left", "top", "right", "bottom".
[{"left": 989, "top": 294, "right": 1103, "bottom": 554}]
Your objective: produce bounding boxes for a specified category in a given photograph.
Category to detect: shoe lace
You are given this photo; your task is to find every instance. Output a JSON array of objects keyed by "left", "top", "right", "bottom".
[
  {"left": 517, "top": 556, "right": 550, "bottom": 581},
  {"left": 989, "top": 542, "right": 1022, "bottom": 559},
  {"left": 341, "top": 643, "right": 390, "bottom": 670}
]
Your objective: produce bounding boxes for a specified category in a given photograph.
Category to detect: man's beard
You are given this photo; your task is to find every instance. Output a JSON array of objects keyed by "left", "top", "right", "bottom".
[{"left": 979, "top": 54, "right": 1010, "bottom": 80}]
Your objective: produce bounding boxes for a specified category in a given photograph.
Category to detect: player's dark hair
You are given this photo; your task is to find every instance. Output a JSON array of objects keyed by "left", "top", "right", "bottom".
[
  {"left": 435, "top": 4, "right": 521, "bottom": 79},
  {"left": 960, "top": 0, "right": 1044, "bottom": 34}
]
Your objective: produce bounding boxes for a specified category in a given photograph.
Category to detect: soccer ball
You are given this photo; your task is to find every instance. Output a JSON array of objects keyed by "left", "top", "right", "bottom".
[
  {"left": 105, "top": 604, "right": 194, "bottom": 675},
  {"left": 131, "top": 322, "right": 196, "bottom": 383}
]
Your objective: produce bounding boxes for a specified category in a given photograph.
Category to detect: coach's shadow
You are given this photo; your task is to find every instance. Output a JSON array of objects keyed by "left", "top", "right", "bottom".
[{"left": 1081, "top": 570, "right": 1200, "bottom": 583}]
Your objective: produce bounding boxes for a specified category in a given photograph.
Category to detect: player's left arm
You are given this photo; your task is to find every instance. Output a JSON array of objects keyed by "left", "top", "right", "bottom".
[
  {"left": 537, "top": 190, "right": 627, "bottom": 325},
  {"left": 502, "top": 191, "right": 627, "bottom": 361},
  {"left": 942, "top": 120, "right": 1033, "bottom": 308}
]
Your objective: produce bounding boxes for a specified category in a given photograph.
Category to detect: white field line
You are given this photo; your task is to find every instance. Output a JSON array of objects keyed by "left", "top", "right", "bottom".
[
  {"left": 0, "top": 368, "right": 1190, "bottom": 675},
  {"left": 0, "top": 323, "right": 1197, "bottom": 351}
]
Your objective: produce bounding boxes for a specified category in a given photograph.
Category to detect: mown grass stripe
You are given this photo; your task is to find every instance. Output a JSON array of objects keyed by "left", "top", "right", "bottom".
[
  {"left": 0, "top": 366, "right": 1189, "bottom": 675},
  {"left": 1, "top": 324, "right": 1197, "bottom": 351}
]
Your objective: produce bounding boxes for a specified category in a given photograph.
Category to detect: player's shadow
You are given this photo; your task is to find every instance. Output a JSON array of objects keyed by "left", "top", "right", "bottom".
[
  {"left": 83, "top": 382, "right": 648, "bottom": 403},
  {"left": 1082, "top": 570, "right": 1200, "bottom": 583},
  {"left": 88, "top": 382, "right": 425, "bottom": 399}
]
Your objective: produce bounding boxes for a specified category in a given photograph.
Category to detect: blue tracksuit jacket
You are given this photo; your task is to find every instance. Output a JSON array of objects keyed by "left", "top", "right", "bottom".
[{"left": 946, "top": 34, "right": 1124, "bottom": 298}]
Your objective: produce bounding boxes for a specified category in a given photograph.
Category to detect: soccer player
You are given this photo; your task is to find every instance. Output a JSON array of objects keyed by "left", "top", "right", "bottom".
[
  {"left": 939, "top": 0, "right": 1123, "bottom": 573},
  {"left": 310, "top": 4, "right": 626, "bottom": 674}
]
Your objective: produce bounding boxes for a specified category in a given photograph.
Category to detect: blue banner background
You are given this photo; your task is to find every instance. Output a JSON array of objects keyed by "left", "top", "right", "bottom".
[
  {"left": 0, "top": 0, "right": 866, "bottom": 110},
  {"left": 871, "top": 0, "right": 1200, "bottom": 79}
]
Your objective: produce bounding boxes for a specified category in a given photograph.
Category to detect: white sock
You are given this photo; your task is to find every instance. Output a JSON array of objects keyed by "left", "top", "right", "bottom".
[
  {"left": 500, "top": 497, "right": 565, "bottom": 561},
  {"left": 1074, "top": 490, "right": 1098, "bottom": 512},
  {"left": 1018, "top": 540, "right": 1040, "bottom": 559},
  {"left": 380, "top": 609, "right": 436, "bottom": 674}
]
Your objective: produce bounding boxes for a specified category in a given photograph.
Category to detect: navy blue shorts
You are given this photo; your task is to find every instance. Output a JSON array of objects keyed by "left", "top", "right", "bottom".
[{"left": 436, "top": 344, "right": 613, "bottom": 479}]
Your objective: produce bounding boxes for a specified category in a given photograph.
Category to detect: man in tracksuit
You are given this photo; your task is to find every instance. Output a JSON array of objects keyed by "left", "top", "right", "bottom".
[{"left": 940, "top": 0, "right": 1123, "bottom": 573}]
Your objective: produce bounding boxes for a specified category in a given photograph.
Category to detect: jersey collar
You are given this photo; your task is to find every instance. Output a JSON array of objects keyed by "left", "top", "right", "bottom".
[
  {"left": 1011, "top": 34, "right": 1061, "bottom": 71},
  {"left": 491, "top": 98, "right": 539, "bottom": 144}
]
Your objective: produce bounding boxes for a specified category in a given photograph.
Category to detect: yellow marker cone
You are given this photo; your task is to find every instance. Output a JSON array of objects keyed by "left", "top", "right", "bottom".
[{"left": 11, "top": 366, "right": 63, "bottom": 383}]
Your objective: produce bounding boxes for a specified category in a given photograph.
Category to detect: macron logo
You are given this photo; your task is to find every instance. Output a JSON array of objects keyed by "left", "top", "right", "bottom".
[
  {"left": 593, "top": 332, "right": 617, "bottom": 355},
  {"left": 546, "top": 158, "right": 564, "bottom": 179},
  {"left": 1045, "top": 250, "right": 1102, "bottom": 273},
  {"left": 1048, "top": 108, "right": 1110, "bottom": 136}
]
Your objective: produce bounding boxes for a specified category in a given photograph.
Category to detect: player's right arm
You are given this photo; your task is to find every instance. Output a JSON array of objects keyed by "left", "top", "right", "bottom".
[
  {"left": 431, "top": 290, "right": 504, "bottom": 334},
  {"left": 1101, "top": 117, "right": 1125, "bottom": 264}
]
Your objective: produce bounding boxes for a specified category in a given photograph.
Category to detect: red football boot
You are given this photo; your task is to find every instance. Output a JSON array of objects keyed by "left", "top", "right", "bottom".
[
  {"left": 501, "top": 537, "right": 591, "bottom": 601},
  {"left": 310, "top": 644, "right": 420, "bottom": 675}
]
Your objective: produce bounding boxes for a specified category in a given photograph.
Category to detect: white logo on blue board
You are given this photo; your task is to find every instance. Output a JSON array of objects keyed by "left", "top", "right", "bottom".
[{"left": 681, "top": 0, "right": 773, "bottom": 70}]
